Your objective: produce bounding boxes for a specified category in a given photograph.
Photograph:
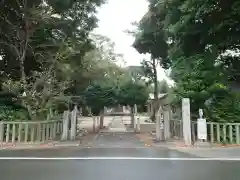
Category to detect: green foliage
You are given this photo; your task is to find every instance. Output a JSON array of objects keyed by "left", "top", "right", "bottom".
[
  {"left": 83, "top": 84, "right": 118, "bottom": 112},
  {"left": 126, "top": 66, "right": 146, "bottom": 82},
  {"left": 133, "top": 0, "right": 240, "bottom": 122},
  {"left": 133, "top": 0, "right": 240, "bottom": 72},
  {"left": 170, "top": 54, "right": 228, "bottom": 114},
  {"left": 118, "top": 81, "right": 149, "bottom": 107},
  {"left": 0, "top": 0, "right": 108, "bottom": 120},
  {"left": 0, "top": 91, "right": 30, "bottom": 121},
  {"left": 83, "top": 70, "right": 149, "bottom": 113},
  {"left": 0, "top": 106, "right": 30, "bottom": 121},
  {"left": 207, "top": 92, "right": 240, "bottom": 123},
  {"left": 132, "top": 3, "right": 170, "bottom": 68}
]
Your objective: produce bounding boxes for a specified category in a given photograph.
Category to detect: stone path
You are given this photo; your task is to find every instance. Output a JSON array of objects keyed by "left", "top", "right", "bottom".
[
  {"left": 108, "top": 116, "right": 127, "bottom": 132},
  {"left": 101, "top": 116, "right": 127, "bottom": 132}
]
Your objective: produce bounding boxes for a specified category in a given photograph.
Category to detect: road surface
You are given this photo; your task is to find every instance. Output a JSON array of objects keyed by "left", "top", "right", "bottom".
[{"left": 0, "top": 133, "right": 240, "bottom": 180}]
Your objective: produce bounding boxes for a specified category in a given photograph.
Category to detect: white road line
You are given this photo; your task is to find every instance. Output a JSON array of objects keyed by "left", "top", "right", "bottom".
[{"left": 0, "top": 157, "right": 239, "bottom": 160}]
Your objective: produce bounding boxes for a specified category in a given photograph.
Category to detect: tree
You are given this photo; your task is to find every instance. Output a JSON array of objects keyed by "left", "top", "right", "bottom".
[
  {"left": 118, "top": 79, "right": 149, "bottom": 127},
  {"left": 132, "top": 0, "right": 240, "bottom": 122},
  {"left": 83, "top": 84, "right": 117, "bottom": 111},
  {"left": 0, "top": 0, "right": 105, "bottom": 119},
  {"left": 66, "top": 33, "right": 124, "bottom": 96},
  {"left": 83, "top": 62, "right": 150, "bottom": 128},
  {"left": 0, "top": 0, "right": 104, "bottom": 81},
  {"left": 83, "top": 75, "right": 119, "bottom": 129},
  {"left": 131, "top": 0, "right": 170, "bottom": 121},
  {"left": 149, "top": 80, "right": 170, "bottom": 94},
  {"left": 126, "top": 65, "right": 146, "bottom": 82},
  {"left": 118, "top": 81, "right": 149, "bottom": 107}
]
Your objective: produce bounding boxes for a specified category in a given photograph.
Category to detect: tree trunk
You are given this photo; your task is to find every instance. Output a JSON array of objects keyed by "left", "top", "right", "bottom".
[
  {"left": 20, "top": 12, "right": 32, "bottom": 117},
  {"left": 151, "top": 57, "right": 159, "bottom": 122},
  {"left": 99, "top": 109, "right": 104, "bottom": 129},
  {"left": 130, "top": 107, "right": 135, "bottom": 128}
]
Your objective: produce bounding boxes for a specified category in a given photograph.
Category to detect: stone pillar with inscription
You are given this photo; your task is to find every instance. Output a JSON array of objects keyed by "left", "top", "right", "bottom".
[
  {"left": 164, "top": 109, "right": 170, "bottom": 140},
  {"left": 61, "top": 111, "right": 70, "bottom": 141},
  {"left": 70, "top": 105, "right": 78, "bottom": 140},
  {"left": 156, "top": 109, "right": 161, "bottom": 141},
  {"left": 156, "top": 106, "right": 164, "bottom": 141},
  {"left": 182, "top": 98, "right": 192, "bottom": 146}
]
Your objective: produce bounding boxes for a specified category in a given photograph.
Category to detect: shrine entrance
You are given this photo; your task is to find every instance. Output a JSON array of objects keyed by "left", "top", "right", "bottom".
[
  {"left": 153, "top": 97, "right": 191, "bottom": 146},
  {"left": 100, "top": 104, "right": 139, "bottom": 133}
]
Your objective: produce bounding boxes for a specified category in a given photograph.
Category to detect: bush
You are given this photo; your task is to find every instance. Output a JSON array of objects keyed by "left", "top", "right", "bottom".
[
  {"left": 207, "top": 92, "right": 240, "bottom": 123},
  {"left": 0, "top": 91, "right": 30, "bottom": 121},
  {"left": 0, "top": 106, "right": 30, "bottom": 121}
]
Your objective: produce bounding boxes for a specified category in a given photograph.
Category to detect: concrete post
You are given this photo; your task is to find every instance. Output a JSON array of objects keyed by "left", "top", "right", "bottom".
[
  {"left": 134, "top": 116, "right": 137, "bottom": 130},
  {"left": 0, "top": 123, "right": 4, "bottom": 144},
  {"left": 99, "top": 109, "right": 104, "bottom": 129},
  {"left": 104, "top": 107, "right": 107, "bottom": 114},
  {"left": 97, "top": 116, "right": 100, "bottom": 127},
  {"left": 156, "top": 106, "right": 165, "bottom": 141},
  {"left": 164, "top": 110, "right": 170, "bottom": 139},
  {"left": 160, "top": 113, "right": 165, "bottom": 141},
  {"left": 134, "top": 104, "right": 138, "bottom": 114},
  {"left": 93, "top": 116, "right": 96, "bottom": 133},
  {"left": 147, "top": 104, "right": 151, "bottom": 116},
  {"left": 70, "top": 105, "right": 77, "bottom": 140},
  {"left": 98, "top": 116, "right": 100, "bottom": 130},
  {"left": 79, "top": 108, "right": 82, "bottom": 115},
  {"left": 137, "top": 117, "right": 140, "bottom": 132},
  {"left": 122, "top": 106, "right": 126, "bottom": 113},
  {"left": 130, "top": 107, "right": 135, "bottom": 128},
  {"left": 156, "top": 109, "right": 161, "bottom": 141},
  {"left": 88, "top": 107, "right": 92, "bottom": 116},
  {"left": 61, "top": 111, "right": 69, "bottom": 141},
  {"left": 182, "top": 98, "right": 192, "bottom": 146}
]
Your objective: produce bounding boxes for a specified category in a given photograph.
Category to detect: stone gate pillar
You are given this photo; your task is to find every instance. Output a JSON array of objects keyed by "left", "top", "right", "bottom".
[
  {"left": 61, "top": 111, "right": 70, "bottom": 141},
  {"left": 182, "top": 98, "right": 192, "bottom": 146},
  {"left": 70, "top": 105, "right": 78, "bottom": 140},
  {"left": 156, "top": 106, "right": 164, "bottom": 141},
  {"left": 164, "top": 110, "right": 170, "bottom": 139}
]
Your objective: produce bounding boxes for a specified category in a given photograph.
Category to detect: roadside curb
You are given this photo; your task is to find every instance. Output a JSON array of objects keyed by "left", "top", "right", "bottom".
[
  {"left": 0, "top": 132, "right": 100, "bottom": 150},
  {"left": 0, "top": 141, "right": 82, "bottom": 151},
  {"left": 134, "top": 133, "right": 240, "bottom": 150}
]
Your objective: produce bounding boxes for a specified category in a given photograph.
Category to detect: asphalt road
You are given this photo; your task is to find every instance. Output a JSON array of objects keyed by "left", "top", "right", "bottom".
[{"left": 0, "top": 133, "right": 240, "bottom": 180}]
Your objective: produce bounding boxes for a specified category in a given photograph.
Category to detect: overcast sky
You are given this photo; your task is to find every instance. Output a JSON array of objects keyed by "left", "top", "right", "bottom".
[{"left": 94, "top": 0, "right": 173, "bottom": 83}]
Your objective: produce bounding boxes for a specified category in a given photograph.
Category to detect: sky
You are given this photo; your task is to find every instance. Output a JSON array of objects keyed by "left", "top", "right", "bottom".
[{"left": 94, "top": 0, "right": 173, "bottom": 83}]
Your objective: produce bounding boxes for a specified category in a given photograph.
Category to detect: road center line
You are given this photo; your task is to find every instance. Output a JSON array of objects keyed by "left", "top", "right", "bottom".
[{"left": 0, "top": 157, "right": 239, "bottom": 160}]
